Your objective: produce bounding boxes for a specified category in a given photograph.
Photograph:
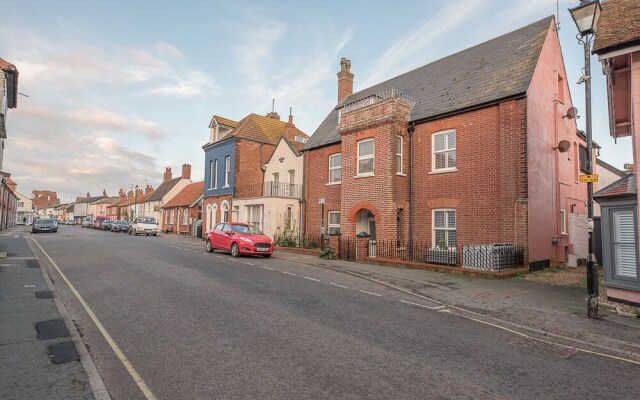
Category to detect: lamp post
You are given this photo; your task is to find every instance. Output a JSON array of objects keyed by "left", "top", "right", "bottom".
[
  {"left": 134, "top": 184, "right": 139, "bottom": 221},
  {"left": 569, "top": 0, "right": 602, "bottom": 319}
]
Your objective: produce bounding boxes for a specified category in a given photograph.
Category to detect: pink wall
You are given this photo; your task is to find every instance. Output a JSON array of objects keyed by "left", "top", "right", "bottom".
[
  {"left": 526, "top": 21, "right": 588, "bottom": 263},
  {"left": 633, "top": 52, "right": 640, "bottom": 215}
]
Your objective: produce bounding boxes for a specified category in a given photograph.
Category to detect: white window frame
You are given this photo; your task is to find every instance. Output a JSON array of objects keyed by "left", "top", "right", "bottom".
[
  {"left": 432, "top": 209, "right": 456, "bottom": 248},
  {"left": 357, "top": 139, "right": 375, "bottom": 176},
  {"left": 560, "top": 209, "right": 567, "bottom": 235},
  {"left": 396, "top": 135, "right": 403, "bottom": 174},
  {"left": 183, "top": 209, "right": 188, "bottom": 225},
  {"left": 170, "top": 209, "right": 175, "bottom": 224},
  {"left": 213, "top": 159, "right": 218, "bottom": 189},
  {"left": 328, "top": 153, "right": 342, "bottom": 184},
  {"left": 328, "top": 211, "right": 341, "bottom": 235},
  {"left": 208, "top": 160, "right": 214, "bottom": 189},
  {"left": 224, "top": 156, "right": 230, "bottom": 188},
  {"left": 431, "top": 130, "right": 457, "bottom": 173}
]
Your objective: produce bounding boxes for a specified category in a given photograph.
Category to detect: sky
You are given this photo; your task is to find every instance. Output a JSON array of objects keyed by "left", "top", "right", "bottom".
[{"left": 1, "top": 0, "right": 630, "bottom": 202}]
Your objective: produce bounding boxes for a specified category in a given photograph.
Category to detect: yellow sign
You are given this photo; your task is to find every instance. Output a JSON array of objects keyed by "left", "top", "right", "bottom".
[{"left": 580, "top": 174, "right": 598, "bottom": 183}]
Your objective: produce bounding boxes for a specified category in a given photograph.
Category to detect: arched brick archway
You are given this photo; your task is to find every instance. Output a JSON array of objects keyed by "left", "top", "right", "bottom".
[{"left": 348, "top": 201, "right": 382, "bottom": 225}]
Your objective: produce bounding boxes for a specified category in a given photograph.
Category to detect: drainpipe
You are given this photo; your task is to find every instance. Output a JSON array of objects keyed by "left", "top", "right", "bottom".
[{"left": 408, "top": 121, "right": 415, "bottom": 257}]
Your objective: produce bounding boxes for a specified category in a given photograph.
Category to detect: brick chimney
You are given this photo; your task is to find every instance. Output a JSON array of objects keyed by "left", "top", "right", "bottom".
[
  {"left": 265, "top": 111, "right": 280, "bottom": 120},
  {"left": 136, "top": 188, "right": 143, "bottom": 197},
  {"left": 163, "top": 167, "right": 172, "bottom": 182},
  {"left": 181, "top": 163, "right": 191, "bottom": 180},
  {"left": 86, "top": 192, "right": 90, "bottom": 197},
  {"left": 145, "top": 185, "right": 154, "bottom": 195},
  {"left": 337, "top": 58, "right": 354, "bottom": 103},
  {"left": 102, "top": 189, "right": 107, "bottom": 197},
  {"left": 127, "top": 190, "right": 133, "bottom": 199},
  {"left": 119, "top": 189, "right": 125, "bottom": 198}
]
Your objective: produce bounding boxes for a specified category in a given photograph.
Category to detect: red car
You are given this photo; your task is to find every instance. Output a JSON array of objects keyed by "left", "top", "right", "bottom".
[{"left": 206, "top": 222, "right": 273, "bottom": 258}]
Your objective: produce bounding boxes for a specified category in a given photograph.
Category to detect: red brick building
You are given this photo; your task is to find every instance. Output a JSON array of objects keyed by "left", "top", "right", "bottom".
[{"left": 303, "top": 16, "right": 590, "bottom": 268}]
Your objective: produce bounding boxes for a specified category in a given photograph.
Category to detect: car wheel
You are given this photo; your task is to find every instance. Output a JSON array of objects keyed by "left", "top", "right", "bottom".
[
  {"left": 262, "top": 254, "right": 272, "bottom": 258},
  {"left": 206, "top": 240, "right": 213, "bottom": 253},
  {"left": 152, "top": 233, "right": 157, "bottom": 237},
  {"left": 231, "top": 243, "right": 240, "bottom": 258}
]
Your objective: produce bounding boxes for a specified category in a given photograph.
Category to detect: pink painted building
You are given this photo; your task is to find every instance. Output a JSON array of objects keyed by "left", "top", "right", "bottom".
[{"left": 593, "top": 0, "right": 640, "bottom": 305}]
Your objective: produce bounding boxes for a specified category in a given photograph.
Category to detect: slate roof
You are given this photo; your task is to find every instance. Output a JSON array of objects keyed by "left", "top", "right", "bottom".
[
  {"left": 594, "top": 173, "right": 636, "bottom": 199},
  {"left": 163, "top": 181, "right": 204, "bottom": 209},
  {"left": 76, "top": 196, "right": 105, "bottom": 204},
  {"left": 304, "top": 16, "right": 553, "bottom": 150},
  {"left": 593, "top": 0, "right": 640, "bottom": 54},
  {"left": 206, "top": 113, "right": 309, "bottom": 149},
  {"left": 144, "top": 177, "right": 182, "bottom": 202}
]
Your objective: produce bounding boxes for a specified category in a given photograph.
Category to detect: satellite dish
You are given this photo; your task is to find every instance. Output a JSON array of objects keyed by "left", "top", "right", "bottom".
[
  {"left": 563, "top": 107, "right": 578, "bottom": 119},
  {"left": 557, "top": 140, "right": 571, "bottom": 153}
]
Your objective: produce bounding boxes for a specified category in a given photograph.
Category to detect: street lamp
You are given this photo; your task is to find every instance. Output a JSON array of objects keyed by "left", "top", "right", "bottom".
[
  {"left": 569, "top": 0, "right": 601, "bottom": 319},
  {"left": 134, "top": 184, "right": 139, "bottom": 221}
]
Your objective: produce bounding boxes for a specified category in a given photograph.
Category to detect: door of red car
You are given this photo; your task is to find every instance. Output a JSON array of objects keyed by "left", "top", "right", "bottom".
[{"left": 220, "top": 223, "right": 234, "bottom": 250}]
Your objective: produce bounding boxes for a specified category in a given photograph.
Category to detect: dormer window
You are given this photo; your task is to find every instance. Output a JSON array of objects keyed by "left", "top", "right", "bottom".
[{"left": 294, "top": 135, "right": 308, "bottom": 143}]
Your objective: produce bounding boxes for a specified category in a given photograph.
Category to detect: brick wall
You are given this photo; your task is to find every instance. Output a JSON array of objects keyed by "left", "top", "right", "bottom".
[
  {"left": 410, "top": 99, "right": 528, "bottom": 248},
  {"left": 234, "top": 139, "right": 275, "bottom": 196},
  {"left": 303, "top": 143, "right": 342, "bottom": 237}
]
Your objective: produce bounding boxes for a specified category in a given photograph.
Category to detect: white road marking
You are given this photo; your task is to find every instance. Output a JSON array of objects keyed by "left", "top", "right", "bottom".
[
  {"left": 32, "top": 239, "right": 157, "bottom": 400},
  {"left": 359, "top": 290, "right": 382, "bottom": 297},
  {"left": 261, "top": 266, "right": 273, "bottom": 270},
  {"left": 398, "top": 300, "right": 445, "bottom": 310},
  {"left": 303, "top": 277, "right": 320, "bottom": 282},
  {"left": 439, "top": 309, "right": 451, "bottom": 313},
  {"left": 282, "top": 271, "right": 296, "bottom": 276},
  {"left": 244, "top": 262, "right": 254, "bottom": 266},
  {"left": 329, "top": 283, "right": 348, "bottom": 289},
  {"left": 216, "top": 255, "right": 223, "bottom": 258}
]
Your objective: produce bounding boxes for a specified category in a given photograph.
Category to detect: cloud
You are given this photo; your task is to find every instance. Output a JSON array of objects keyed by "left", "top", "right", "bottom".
[{"left": 145, "top": 71, "right": 221, "bottom": 98}]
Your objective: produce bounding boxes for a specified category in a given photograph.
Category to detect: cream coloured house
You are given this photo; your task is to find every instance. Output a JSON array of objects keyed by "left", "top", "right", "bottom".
[{"left": 233, "top": 136, "right": 304, "bottom": 239}]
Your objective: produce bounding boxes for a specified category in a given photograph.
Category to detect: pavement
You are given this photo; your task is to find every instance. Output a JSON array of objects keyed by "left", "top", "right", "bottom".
[
  {"left": 0, "top": 226, "right": 104, "bottom": 400},
  {"left": 2, "top": 225, "right": 639, "bottom": 399}
]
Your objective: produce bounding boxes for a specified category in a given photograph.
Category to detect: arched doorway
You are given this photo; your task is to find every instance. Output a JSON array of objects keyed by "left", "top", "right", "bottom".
[{"left": 355, "top": 208, "right": 376, "bottom": 257}]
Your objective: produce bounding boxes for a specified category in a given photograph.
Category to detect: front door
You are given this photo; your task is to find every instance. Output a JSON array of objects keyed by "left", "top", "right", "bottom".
[{"left": 368, "top": 218, "right": 376, "bottom": 257}]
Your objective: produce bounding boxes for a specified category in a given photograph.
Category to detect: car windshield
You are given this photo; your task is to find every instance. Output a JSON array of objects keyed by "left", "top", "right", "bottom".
[
  {"left": 233, "top": 225, "right": 263, "bottom": 235},
  {"left": 36, "top": 219, "right": 54, "bottom": 224},
  {"left": 116, "top": 221, "right": 128, "bottom": 225},
  {"left": 139, "top": 217, "right": 156, "bottom": 224}
]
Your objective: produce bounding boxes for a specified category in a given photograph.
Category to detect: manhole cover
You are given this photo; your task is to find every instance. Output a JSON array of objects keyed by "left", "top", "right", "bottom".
[
  {"left": 36, "top": 291, "right": 54, "bottom": 299},
  {"left": 27, "top": 260, "right": 40, "bottom": 268},
  {"left": 35, "top": 319, "right": 69, "bottom": 340},
  {"left": 47, "top": 342, "right": 79, "bottom": 364}
]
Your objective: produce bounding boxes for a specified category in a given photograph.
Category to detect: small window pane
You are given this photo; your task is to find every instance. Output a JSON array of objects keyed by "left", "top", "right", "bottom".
[
  {"left": 329, "top": 212, "right": 340, "bottom": 224},
  {"left": 447, "top": 211, "right": 455, "bottom": 228},
  {"left": 447, "top": 231, "right": 457, "bottom": 246},
  {"left": 447, "top": 151, "right": 456, "bottom": 168},
  {"left": 330, "top": 168, "right": 341, "bottom": 182},
  {"left": 434, "top": 134, "right": 445, "bottom": 151},
  {"left": 447, "top": 132, "right": 456, "bottom": 149},
  {"left": 359, "top": 158, "right": 374, "bottom": 174},
  {"left": 359, "top": 140, "right": 374, "bottom": 156},
  {"left": 435, "top": 153, "right": 446, "bottom": 169},
  {"left": 435, "top": 230, "right": 446, "bottom": 244},
  {"left": 330, "top": 154, "right": 341, "bottom": 168},
  {"left": 434, "top": 211, "right": 445, "bottom": 228}
]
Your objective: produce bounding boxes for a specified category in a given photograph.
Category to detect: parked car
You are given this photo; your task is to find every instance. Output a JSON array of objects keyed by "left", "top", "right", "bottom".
[
  {"left": 111, "top": 220, "right": 129, "bottom": 233},
  {"left": 206, "top": 222, "right": 272, "bottom": 258},
  {"left": 81, "top": 217, "right": 92, "bottom": 228},
  {"left": 32, "top": 218, "right": 58, "bottom": 234},
  {"left": 101, "top": 220, "right": 115, "bottom": 231},
  {"left": 92, "top": 216, "right": 109, "bottom": 229},
  {"left": 128, "top": 217, "right": 158, "bottom": 236}
]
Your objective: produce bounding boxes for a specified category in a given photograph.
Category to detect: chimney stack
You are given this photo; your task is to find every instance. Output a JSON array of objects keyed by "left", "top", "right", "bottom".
[
  {"left": 103, "top": 189, "right": 107, "bottom": 197},
  {"left": 145, "top": 185, "right": 154, "bottom": 195},
  {"left": 119, "top": 189, "right": 125, "bottom": 198},
  {"left": 127, "top": 190, "right": 134, "bottom": 199},
  {"left": 337, "top": 58, "right": 354, "bottom": 103},
  {"left": 182, "top": 164, "right": 192, "bottom": 180},
  {"left": 86, "top": 192, "right": 90, "bottom": 197},
  {"left": 163, "top": 167, "right": 172, "bottom": 182},
  {"left": 136, "top": 188, "right": 143, "bottom": 197}
]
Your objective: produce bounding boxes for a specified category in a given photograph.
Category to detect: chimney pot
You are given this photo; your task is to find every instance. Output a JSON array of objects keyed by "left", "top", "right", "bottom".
[{"left": 337, "top": 58, "right": 354, "bottom": 103}]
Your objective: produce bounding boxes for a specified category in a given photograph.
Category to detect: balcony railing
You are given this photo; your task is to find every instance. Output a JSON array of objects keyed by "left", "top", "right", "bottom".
[{"left": 234, "top": 181, "right": 303, "bottom": 199}]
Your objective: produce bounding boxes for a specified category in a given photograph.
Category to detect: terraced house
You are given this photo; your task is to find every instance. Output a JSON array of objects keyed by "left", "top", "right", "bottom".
[
  {"left": 303, "top": 16, "right": 592, "bottom": 269},
  {"left": 202, "top": 112, "right": 309, "bottom": 234}
]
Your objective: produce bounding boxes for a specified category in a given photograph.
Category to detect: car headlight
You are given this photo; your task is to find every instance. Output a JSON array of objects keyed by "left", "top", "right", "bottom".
[{"left": 239, "top": 237, "right": 253, "bottom": 244}]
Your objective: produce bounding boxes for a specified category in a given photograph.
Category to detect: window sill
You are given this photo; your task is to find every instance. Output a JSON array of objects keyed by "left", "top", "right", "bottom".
[
  {"left": 396, "top": 172, "right": 407, "bottom": 177},
  {"left": 354, "top": 173, "right": 375, "bottom": 178},
  {"left": 223, "top": 185, "right": 229, "bottom": 189},
  {"left": 326, "top": 181, "right": 342, "bottom": 186},
  {"left": 428, "top": 168, "right": 457, "bottom": 175}
]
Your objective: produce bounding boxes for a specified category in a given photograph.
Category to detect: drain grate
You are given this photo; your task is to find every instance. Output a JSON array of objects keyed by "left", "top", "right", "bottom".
[
  {"left": 36, "top": 291, "right": 54, "bottom": 299},
  {"left": 47, "top": 342, "right": 79, "bottom": 364},
  {"left": 27, "top": 260, "right": 40, "bottom": 268},
  {"left": 35, "top": 319, "right": 69, "bottom": 340}
]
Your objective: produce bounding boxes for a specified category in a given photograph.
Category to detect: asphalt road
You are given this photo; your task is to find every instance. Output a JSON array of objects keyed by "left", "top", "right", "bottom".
[{"left": 30, "top": 225, "right": 639, "bottom": 399}]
